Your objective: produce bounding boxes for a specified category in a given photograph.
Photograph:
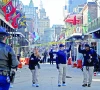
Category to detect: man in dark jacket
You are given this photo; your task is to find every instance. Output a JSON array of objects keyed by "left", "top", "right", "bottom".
[
  {"left": 78, "top": 43, "right": 97, "bottom": 87},
  {"left": 49, "top": 49, "right": 54, "bottom": 64},
  {"left": 56, "top": 44, "right": 71, "bottom": 87},
  {"left": 43, "top": 50, "right": 48, "bottom": 63}
]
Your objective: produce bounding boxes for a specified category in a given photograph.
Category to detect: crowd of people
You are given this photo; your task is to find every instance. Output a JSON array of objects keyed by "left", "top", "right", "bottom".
[{"left": 0, "top": 26, "right": 100, "bottom": 90}]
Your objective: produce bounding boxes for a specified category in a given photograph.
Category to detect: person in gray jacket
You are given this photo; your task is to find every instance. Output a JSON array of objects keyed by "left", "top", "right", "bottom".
[{"left": 0, "top": 27, "right": 19, "bottom": 90}]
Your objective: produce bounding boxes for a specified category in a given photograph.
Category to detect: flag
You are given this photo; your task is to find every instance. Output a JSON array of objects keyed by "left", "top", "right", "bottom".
[
  {"left": 29, "top": 32, "right": 36, "bottom": 39},
  {"left": 32, "top": 32, "right": 36, "bottom": 38},
  {"left": 5, "top": 14, "right": 12, "bottom": 21},
  {"left": 2, "top": 0, "right": 16, "bottom": 17},
  {"left": 11, "top": 13, "right": 20, "bottom": 28},
  {"left": 34, "top": 32, "right": 39, "bottom": 41},
  {"left": 73, "top": 16, "right": 76, "bottom": 25},
  {"left": 18, "top": 13, "right": 26, "bottom": 28}
]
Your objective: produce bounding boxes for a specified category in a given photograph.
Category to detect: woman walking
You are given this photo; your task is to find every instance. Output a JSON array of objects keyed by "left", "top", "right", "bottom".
[{"left": 29, "top": 48, "right": 41, "bottom": 87}]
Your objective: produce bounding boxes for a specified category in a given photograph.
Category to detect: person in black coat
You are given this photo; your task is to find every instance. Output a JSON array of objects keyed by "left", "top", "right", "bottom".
[
  {"left": 49, "top": 49, "right": 54, "bottom": 64},
  {"left": 78, "top": 43, "right": 97, "bottom": 87},
  {"left": 29, "top": 48, "right": 41, "bottom": 87}
]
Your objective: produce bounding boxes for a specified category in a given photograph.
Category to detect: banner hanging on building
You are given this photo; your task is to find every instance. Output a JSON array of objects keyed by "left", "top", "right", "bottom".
[
  {"left": 11, "top": 13, "right": 20, "bottom": 28},
  {"left": 2, "top": 0, "right": 16, "bottom": 18}
]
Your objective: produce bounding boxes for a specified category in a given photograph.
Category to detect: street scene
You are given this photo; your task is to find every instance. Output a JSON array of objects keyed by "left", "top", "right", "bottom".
[
  {"left": 10, "top": 64, "right": 100, "bottom": 90},
  {"left": 0, "top": 0, "right": 100, "bottom": 90}
]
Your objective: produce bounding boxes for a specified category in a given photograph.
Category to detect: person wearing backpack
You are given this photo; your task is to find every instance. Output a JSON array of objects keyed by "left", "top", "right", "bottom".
[{"left": 78, "top": 43, "right": 97, "bottom": 87}]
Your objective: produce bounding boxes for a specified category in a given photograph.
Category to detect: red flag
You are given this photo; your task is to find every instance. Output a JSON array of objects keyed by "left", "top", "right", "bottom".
[
  {"left": 2, "top": 0, "right": 16, "bottom": 17},
  {"left": 65, "top": 19, "right": 80, "bottom": 23},
  {"left": 5, "top": 15, "right": 12, "bottom": 21},
  {"left": 73, "top": 16, "right": 76, "bottom": 25},
  {"left": 11, "top": 13, "right": 20, "bottom": 28},
  {"left": 64, "top": 16, "right": 80, "bottom": 25}
]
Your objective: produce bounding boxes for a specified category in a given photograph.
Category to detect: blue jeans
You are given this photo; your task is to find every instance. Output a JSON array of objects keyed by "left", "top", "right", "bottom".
[{"left": 0, "top": 75, "right": 10, "bottom": 90}]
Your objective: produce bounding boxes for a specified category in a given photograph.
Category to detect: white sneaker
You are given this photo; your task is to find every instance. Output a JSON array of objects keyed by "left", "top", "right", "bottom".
[
  {"left": 32, "top": 84, "right": 36, "bottom": 87},
  {"left": 62, "top": 83, "right": 66, "bottom": 86},
  {"left": 10, "top": 85, "right": 13, "bottom": 88}
]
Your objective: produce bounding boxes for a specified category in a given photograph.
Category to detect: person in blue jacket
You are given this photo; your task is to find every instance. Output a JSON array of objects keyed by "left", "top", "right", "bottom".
[
  {"left": 78, "top": 43, "right": 97, "bottom": 87},
  {"left": 56, "top": 44, "right": 71, "bottom": 87}
]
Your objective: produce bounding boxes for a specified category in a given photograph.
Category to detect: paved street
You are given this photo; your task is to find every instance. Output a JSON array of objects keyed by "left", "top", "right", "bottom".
[{"left": 10, "top": 64, "right": 100, "bottom": 90}]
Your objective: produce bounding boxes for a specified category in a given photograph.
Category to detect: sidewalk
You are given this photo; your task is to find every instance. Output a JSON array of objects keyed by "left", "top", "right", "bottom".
[{"left": 10, "top": 63, "right": 100, "bottom": 90}]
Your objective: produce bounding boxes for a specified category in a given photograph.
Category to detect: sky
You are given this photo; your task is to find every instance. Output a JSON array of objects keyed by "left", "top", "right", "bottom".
[{"left": 21, "top": 0, "right": 65, "bottom": 27}]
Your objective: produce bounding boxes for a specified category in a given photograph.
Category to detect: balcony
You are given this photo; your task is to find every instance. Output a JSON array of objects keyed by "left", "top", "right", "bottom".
[{"left": 88, "top": 17, "right": 100, "bottom": 33}]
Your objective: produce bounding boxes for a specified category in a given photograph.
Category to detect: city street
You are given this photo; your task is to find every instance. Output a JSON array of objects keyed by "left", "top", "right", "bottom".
[
  {"left": 10, "top": 64, "right": 100, "bottom": 90},
  {"left": 1, "top": 0, "right": 100, "bottom": 90}
]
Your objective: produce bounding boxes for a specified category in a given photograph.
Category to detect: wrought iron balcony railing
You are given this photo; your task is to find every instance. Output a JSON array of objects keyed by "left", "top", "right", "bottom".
[{"left": 88, "top": 17, "right": 100, "bottom": 33}]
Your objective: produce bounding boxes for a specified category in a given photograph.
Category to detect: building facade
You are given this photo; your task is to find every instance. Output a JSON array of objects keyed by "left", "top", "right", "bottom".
[
  {"left": 82, "top": 2, "right": 97, "bottom": 26},
  {"left": 23, "top": 0, "right": 38, "bottom": 32},
  {"left": 96, "top": 0, "right": 100, "bottom": 17},
  {"left": 38, "top": 0, "right": 50, "bottom": 41},
  {"left": 38, "top": 17, "right": 50, "bottom": 37},
  {"left": 66, "top": 0, "right": 87, "bottom": 13},
  {"left": 52, "top": 25, "right": 65, "bottom": 41},
  {"left": 43, "top": 28, "right": 55, "bottom": 43},
  {"left": 73, "top": 4, "right": 85, "bottom": 13}
]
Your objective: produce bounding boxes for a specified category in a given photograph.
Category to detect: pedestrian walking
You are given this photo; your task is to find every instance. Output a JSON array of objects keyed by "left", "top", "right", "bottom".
[
  {"left": 0, "top": 27, "right": 19, "bottom": 90},
  {"left": 78, "top": 43, "right": 97, "bottom": 87},
  {"left": 29, "top": 48, "right": 42, "bottom": 87},
  {"left": 56, "top": 44, "right": 71, "bottom": 87},
  {"left": 49, "top": 49, "right": 54, "bottom": 64},
  {"left": 43, "top": 50, "right": 48, "bottom": 63}
]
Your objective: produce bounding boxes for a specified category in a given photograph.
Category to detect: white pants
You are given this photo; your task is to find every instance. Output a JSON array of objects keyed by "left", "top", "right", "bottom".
[
  {"left": 31, "top": 66, "right": 39, "bottom": 84},
  {"left": 83, "top": 66, "right": 94, "bottom": 84},
  {"left": 58, "top": 64, "right": 67, "bottom": 84}
]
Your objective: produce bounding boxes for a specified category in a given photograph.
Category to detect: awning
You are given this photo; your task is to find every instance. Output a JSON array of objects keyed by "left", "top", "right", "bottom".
[
  {"left": 0, "top": 13, "right": 14, "bottom": 29},
  {"left": 66, "top": 33, "right": 82, "bottom": 40}
]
